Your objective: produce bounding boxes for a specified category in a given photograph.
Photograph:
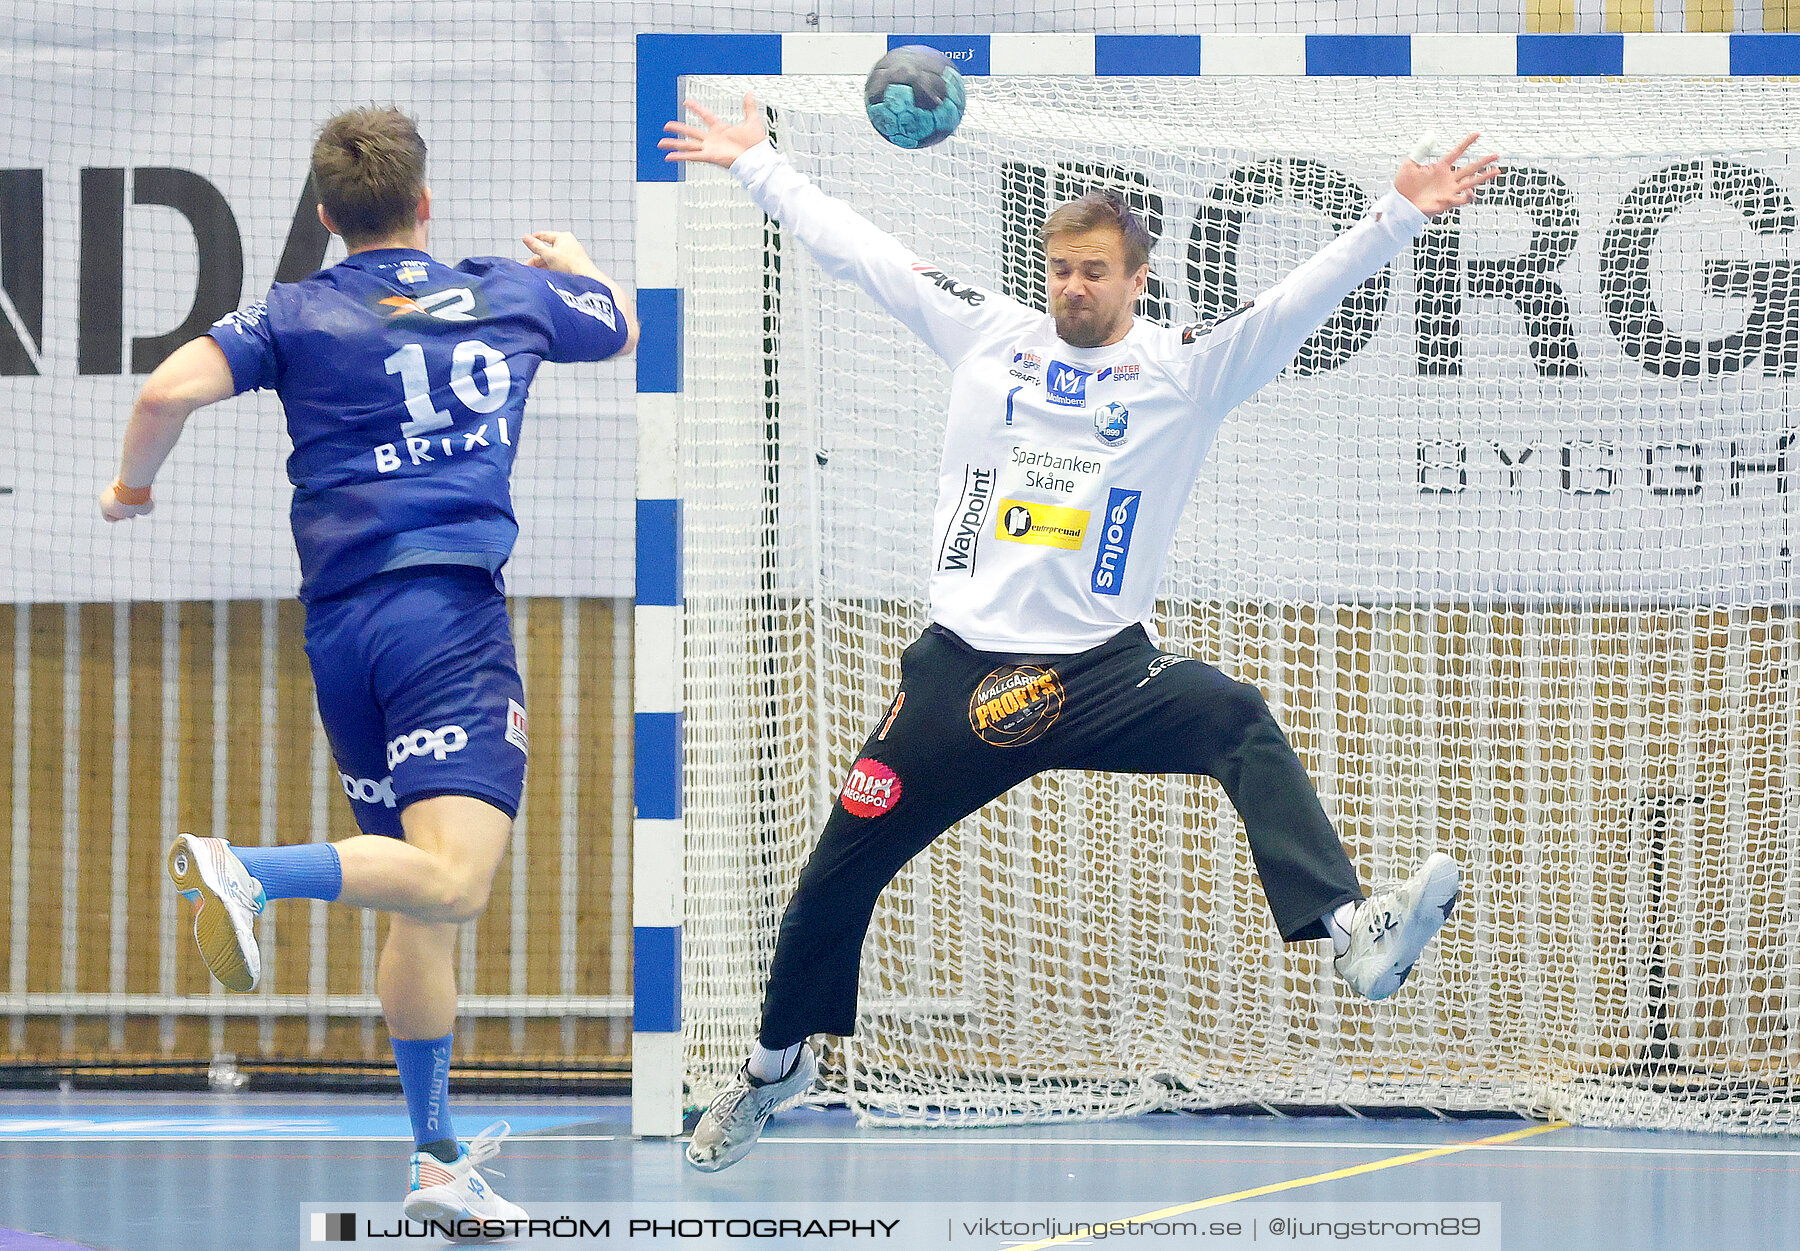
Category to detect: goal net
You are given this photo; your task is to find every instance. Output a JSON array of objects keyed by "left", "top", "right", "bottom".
[{"left": 674, "top": 72, "right": 1800, "bottom": 1133}]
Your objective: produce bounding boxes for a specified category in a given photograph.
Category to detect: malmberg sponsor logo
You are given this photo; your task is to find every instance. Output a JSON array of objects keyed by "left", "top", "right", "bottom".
[{"left": 937, "top": 466, "right": 996, "bottom": 573}]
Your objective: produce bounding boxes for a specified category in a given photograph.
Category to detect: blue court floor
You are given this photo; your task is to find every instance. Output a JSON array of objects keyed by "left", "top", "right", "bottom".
[{"left": 0, "top": 1092, "right": 1794, "bottom": 1250}]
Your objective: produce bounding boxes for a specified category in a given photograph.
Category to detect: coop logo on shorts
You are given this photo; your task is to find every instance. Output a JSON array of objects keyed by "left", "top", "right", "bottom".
[
  {"left": 996, "top": 498, "right": 1088, "bottom": 550},
  {"left": 387, "top": 723, "right": 469, "bottom": 770},
  {"left": 1094, "top": 402, "right": 1129, "bottom": 447},
  {"left": 840, "top": 758, "right": 902, "bottom": 818},
  {"left": 1090, "top": 488, "right": 1141, "bottom": 596},
  {"left": 340, "top": 772, "right": 397, "bottom": 808},
  {"left": 506, "top": 699, "right": 529, "bottom": 756},
  {"left": 969, "top": 665, "right": 1065, "bottom": 747},
  {"left": 1045, "top": 360, "right": 1091, "bottom": 407}
]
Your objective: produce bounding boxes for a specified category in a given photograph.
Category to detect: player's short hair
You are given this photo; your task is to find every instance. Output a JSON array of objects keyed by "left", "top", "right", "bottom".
[
  {"left": 1040, "top": 191, "right": 1152, "bottom": 274},
  {"left": 312, "top": 107, "right": 428, "bottom": 245}
]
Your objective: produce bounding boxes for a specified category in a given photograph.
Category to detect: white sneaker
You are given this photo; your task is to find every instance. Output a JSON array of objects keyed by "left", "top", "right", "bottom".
[
  {"left": 1335, "top": 852, "right": 1461, "bottom": 1001},
  {"left": 402, "top": 1121, "right": 526, "bottom": 1242},
  {"left": 685, "top": 1045, "right": 819, "bottom": 1173},
  {"left": 166, "top": 833, "right": 265, "bottom": 992}
]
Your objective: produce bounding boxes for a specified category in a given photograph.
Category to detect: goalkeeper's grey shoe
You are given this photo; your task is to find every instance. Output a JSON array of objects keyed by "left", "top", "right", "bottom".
[
  {"left": 685, "top": 1046, "right": 819, "bottom": 1173},
  {"left": 1335, "top": 852, "right": 1461, "bottom": 1001}
]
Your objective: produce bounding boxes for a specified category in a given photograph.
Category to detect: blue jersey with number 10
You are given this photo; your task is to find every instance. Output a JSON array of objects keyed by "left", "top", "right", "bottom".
[{"left": 208, "top": 247, "right": 628, "bottom": 602}]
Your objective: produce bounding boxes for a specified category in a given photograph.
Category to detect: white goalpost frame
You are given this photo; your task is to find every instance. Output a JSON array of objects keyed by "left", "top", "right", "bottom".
[{"left": 631, "top": 30, "right": 1800, "bottom": 1138}]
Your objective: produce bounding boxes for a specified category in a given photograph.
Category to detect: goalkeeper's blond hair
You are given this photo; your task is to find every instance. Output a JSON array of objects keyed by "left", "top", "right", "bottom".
[
  {"left": 1040, "top": 190, "right": 1152, "bottom": 273},
  {"left": 312, "top": 106, "right": 427, "bottom": 246}
]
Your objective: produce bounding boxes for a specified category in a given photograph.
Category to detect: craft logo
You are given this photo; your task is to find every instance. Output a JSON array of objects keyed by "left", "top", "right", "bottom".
[
  {"left": 840, "top": 758, "right": 902, "bottom": 818},
  {"left": 1090, "top": 488, "right": 1141, "bottom": 596},
  {"left": 936, "top": 465, "right": 996, "bottom": 573},
  {"left": 969, "top": 665, "right": 1065, "bottom": 747},
  {"left": 1094, "top": 402, "right": 1130, "bottom": 447},
  {"left": 1045, "top": 360, "right": 1091, "bottom": 407},
  {"left": 996, "top": 498, "right": 1089, "bottom": 550}
]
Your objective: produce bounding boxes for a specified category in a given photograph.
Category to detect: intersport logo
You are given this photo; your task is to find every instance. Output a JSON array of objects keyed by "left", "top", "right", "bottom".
[{"left": 387, "top": 724, "right": 469, "bottom": 771}]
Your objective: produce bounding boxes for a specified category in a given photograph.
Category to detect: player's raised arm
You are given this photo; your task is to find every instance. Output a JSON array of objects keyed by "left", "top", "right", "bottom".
[
  {"left": 99, "top": 335, "right": 238, "bottom": 521},
  {"left": 662, "top": 93, "right": 1037, "bottom": 367},
  {"left": 1174, "top": 134, "right": 1500, "bottom": 417},
  {"left": 522, "top": 230, "right": 640, "bottom": 356}
]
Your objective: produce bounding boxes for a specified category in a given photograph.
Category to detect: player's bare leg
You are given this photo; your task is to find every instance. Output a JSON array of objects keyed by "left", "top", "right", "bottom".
[
  {"left": 378, "top": 797, "right": 524, "bottom": 1234},
  {"left": 336, "top": 795, "right": 510, "bottom": 923}
]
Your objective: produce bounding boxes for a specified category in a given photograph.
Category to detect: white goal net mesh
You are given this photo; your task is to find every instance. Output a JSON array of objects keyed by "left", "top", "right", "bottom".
[{"left": 674, "top": 73, "right": 1800, "bottom": 1132}]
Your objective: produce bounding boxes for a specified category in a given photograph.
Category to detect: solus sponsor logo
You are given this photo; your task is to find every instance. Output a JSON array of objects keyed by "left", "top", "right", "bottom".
[
  {"left": 936, "top": 465, "right": 996, "bottom": 573},
  {"left": 1090, "top": 487, "right": 1142, "bottom": 596}
]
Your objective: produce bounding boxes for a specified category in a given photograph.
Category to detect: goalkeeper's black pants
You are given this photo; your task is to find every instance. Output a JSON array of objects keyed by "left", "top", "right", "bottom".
[{"left": 757, "top": 622, "right": 1366, "bottom": 1049}]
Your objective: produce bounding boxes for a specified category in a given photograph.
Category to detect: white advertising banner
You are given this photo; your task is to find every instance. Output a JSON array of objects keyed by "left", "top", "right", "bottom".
[{"left": 2, "top": 9, "right": 633, "bottom": 602}]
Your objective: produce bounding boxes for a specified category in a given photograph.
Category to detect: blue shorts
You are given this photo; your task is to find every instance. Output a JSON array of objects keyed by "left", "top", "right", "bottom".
[{"left": 304, "top": 566, "right": 528, "bottom": 838}]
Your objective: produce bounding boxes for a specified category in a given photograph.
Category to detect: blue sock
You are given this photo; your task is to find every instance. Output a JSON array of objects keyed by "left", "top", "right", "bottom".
[
  {"left": 392, "top": 1033, "right": 457, "bottom": 1160},
  {"left": 232, "top": 843, "right": 342, "bottom": 902}
]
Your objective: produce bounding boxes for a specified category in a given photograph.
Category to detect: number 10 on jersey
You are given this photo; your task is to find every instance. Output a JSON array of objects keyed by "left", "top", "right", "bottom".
[{"left": 383, "top": 340, "right": 513, "bottom": 436}]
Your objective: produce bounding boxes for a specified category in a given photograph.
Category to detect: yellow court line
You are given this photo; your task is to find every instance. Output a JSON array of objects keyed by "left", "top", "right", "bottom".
[{"left": 999, "top": 1120, "right": 1569, "bottom": 1251}]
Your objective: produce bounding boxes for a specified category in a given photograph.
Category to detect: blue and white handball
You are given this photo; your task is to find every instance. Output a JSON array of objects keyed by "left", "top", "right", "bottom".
[{"left": 865, "top": 45, "right": 965, "bottom": 150}]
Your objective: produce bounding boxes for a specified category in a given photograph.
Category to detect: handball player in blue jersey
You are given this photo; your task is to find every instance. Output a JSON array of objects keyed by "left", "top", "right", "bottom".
[{"left": 100, "top": 107, "right": 636, "bottom": 1228}]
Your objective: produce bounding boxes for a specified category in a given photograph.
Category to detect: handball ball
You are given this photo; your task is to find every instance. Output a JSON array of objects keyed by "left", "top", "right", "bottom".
[{"left": 865, "top": 45, "right": 965, "bottom": 149}]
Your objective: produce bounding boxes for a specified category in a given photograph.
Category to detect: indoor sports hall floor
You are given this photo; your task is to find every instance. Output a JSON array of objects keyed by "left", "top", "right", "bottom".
[{"left": 0, "top": 1092, "right": 1794, "bottom": 1250}]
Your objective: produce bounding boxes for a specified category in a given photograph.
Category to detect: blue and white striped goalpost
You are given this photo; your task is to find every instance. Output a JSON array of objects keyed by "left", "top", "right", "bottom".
[{"left": 629, "top": 30, "right": 1800, "bottom": 1138}]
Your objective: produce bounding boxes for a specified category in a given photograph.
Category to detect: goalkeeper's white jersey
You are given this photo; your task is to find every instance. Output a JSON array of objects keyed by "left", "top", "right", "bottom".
[{"left": 731, "top": 141, "right": 1428, "bottom": 654}]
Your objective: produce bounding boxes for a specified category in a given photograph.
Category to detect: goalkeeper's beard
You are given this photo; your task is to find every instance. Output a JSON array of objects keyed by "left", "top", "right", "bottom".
[{"left": 1052, "top": 298, "right": 1131, "bottom": 349}]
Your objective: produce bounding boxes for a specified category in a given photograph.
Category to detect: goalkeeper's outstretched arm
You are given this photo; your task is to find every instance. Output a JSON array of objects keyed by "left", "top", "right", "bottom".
[
  {"left": 662, "top": 93, "right": 1036, "bottom": 368},
  {"left": 1176, "top": 133, "right": 1500, "bottom": 417},
  {"left": 99, "top": 335, "right": 237, "bottom": 521}
]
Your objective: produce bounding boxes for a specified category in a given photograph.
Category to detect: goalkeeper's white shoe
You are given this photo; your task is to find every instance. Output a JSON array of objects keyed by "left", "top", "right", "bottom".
[
  {"left": 166, "top": 833, "right": 266, "bottom": 993},
  {"left": 402, "top": 1122, "right": 527, "bottom": 1242},
  {"left": 1335, "top": 852, "right": 1461, "bottom": 1001},
  {"left": 685, "top": 1045, "right": 819, "bottom": 1173}
]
